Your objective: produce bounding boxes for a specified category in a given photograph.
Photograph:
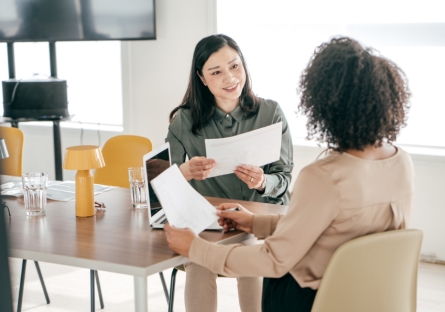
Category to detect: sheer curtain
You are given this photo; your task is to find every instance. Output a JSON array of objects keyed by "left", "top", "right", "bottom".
[{"left": 217, "top": 0, "right": 445, "bottom": 148}]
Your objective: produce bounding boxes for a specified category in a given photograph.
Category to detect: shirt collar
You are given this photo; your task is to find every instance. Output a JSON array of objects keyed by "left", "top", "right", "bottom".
[{"left": 212, "top": 104, "right": 245, "bottom": 123}]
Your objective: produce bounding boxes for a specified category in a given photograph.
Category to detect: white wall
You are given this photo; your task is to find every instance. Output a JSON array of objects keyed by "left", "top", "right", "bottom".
[
  {"left": 16, "top": 124, "right": 119, "bottom": 181},
  {"left": 123, "top": 0, "right": 214, "bottom": 148},
  {"left": 4, "top": 0, "right": 445, "bottom": 261}
]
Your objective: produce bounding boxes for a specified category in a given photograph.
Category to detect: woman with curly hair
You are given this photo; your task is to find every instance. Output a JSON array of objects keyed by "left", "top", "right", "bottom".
[{"left": 164, "top": 37, "right": 414, "bottom": 312}]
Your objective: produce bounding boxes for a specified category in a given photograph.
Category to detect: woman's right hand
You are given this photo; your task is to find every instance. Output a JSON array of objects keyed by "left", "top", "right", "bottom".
[
  {"left": 216, "top": 203, "right": 254, "bottom": 233},
  {"left": 179, "top": 156, "right": 216, "bottom": 181}
]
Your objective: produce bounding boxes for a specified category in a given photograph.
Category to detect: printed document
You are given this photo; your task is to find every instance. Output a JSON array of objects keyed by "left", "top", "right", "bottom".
[
  {"left": 150, "top": 164, "right": 218, "bottom": 234},
  {"left": 206, "top": 122, "right": 282, "bottom": 178},
  {"left": 0, "top": 180, "right": 114, "bottom": 201}
]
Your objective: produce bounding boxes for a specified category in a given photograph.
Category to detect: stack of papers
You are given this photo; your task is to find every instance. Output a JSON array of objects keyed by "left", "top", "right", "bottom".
[
  {"left": 45, "top": 181, "right": 115, "bottom": 201},
  {"left": 1, "top": 180, "right": 114, "bottom": 201},
  {"left": 0, "top": 180, "right": 24, "bottom": 197},
  {"left": 150, "top": 164, "right": 218, "bottom": 234},
  {"left": 205, "top": 122, "right": 282, "bottom": 177}
]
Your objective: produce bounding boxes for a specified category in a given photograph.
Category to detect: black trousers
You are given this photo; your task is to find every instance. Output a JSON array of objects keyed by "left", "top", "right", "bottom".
[{"left": 262, "top": 273, "right": 318, "bottom": 312}]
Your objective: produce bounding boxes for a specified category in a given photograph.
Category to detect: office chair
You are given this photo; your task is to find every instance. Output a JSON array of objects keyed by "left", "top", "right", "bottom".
[
  {"left": 94, "top": 135, "right": 153, "bottom": 188},
  {"left": 94, "top": 135, "right": 171, "bottom": 304},
  {"left": 0, "top": 127, "right": 51, "bottom": 312},
  {"left": 311, "top": 229, "right": 423, "bottom": 312},
  {"left": 0, "top": 127, "right": 24, "bottom": 176}
]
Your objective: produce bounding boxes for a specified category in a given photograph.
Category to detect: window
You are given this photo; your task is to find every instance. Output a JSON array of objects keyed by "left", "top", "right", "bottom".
[
  {"left": 217, "top": 0, "right": 445, "bottom": 148},
  {"left": 0, "top": 41, "right": 122, "bottom": 128}
]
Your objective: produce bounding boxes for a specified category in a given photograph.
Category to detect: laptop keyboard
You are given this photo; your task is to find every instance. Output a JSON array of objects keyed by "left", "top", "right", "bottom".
[{"left": 154, "top": 213, "right": 168, "bottom": 225}]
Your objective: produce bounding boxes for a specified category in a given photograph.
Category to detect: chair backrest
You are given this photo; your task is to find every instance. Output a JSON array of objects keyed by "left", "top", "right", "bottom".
[
  {"left": 94, "top": 135, "right": 152, "bottom": 188},
  {"left": 0, "top": 127, "right": 24, "bottom": 176},
  {"left": 311, "top": 229, "right": 423, "bottom": 312}
]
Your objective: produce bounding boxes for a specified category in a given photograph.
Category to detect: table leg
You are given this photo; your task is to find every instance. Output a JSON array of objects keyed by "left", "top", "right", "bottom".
[
  {"left": 34, "top": 261, "right": 50, "bottom": 304},
  {"left": 17, "top": 259, "right": 27, "bottom": 312},
  {"left": 95, "top": 270, "right": 104, "bottom": 309},
  {"left": 90, "top": 270, "right": 95, "bottom": 312},
  {"left": 134, "top": 276, "right": 148, "bottom": 312},
  {"left": 53, "top": 121, "right": 63, "bottom": 181}
]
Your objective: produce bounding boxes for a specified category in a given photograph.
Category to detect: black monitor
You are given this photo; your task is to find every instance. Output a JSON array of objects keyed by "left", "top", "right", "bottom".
[{"left": 0, "top": 0, "right": 156, "bottom": 42}]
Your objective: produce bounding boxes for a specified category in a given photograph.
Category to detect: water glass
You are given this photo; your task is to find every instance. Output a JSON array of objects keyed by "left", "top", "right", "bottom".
[
  {"left": 128, "top": 167, "right": 148, "bottom": 209},
  {"left": 22, "top": 173, "right": 48, "bottom": 216}
]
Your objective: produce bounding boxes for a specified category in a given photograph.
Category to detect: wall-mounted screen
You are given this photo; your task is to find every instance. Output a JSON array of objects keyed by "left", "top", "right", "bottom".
[{"left": 0, "top": 0, "right": 156, "bottom": 42}]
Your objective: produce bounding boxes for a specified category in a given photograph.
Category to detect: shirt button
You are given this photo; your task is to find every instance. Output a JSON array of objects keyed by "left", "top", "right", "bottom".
[{"left": 226, "top": 114, "right": 230, "bottom": 118}]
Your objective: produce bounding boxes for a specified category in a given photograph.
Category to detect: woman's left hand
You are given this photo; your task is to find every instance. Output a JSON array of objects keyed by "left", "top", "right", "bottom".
[
  {"left": 164, "top": 223, "right": 197, "bottom": 257},
  {"left": 235, "top": 165, "right": 265, "bottom": 189}
]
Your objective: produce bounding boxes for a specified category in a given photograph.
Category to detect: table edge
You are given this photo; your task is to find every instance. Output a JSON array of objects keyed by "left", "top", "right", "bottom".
[{"left": 9, "top": 232, "right": 252, "bottom": 277}]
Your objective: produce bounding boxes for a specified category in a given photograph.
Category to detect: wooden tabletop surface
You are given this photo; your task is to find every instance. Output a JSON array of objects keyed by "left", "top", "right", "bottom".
[{"left": 4, "top": 188, "right": 288, "bottom": 274}]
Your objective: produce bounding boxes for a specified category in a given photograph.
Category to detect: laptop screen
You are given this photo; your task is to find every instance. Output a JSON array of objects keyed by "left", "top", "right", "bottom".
[{"left": 145, "top": 147, "right": 170, "bottom": 212}]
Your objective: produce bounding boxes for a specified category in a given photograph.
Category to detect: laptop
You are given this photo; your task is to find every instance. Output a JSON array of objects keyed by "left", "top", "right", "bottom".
[{"left": 143, "top": 142, "right": 222, "bottom": 230}]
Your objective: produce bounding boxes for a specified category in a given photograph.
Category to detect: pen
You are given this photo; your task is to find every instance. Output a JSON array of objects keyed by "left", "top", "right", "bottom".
[{"left": 224, "top": 207, "right": 240, "bottom": 212}]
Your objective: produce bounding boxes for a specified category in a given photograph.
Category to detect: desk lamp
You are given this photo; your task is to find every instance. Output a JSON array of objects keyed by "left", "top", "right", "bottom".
[
  {"left": 0, "top": 138, "right": 9, "bottom": 159},
  {"left": 63, "top": 146, "right": 105, "bottom": 217}
]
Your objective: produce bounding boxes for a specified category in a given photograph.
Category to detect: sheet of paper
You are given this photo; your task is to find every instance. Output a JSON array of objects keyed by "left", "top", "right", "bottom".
[
  {"left": 150, "top": 164, "right": 218, "bottom": 234},
  {"left": 205, "top": 122, "right": 282, "bottom": 178},
  {"left": 0, "top": 179, "right": 115, "bottom": 202}
]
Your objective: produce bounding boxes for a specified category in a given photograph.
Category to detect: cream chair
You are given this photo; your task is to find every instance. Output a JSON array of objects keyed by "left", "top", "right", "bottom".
[{"left": 311, "top": 229, "right": 423, "bottom": 312}]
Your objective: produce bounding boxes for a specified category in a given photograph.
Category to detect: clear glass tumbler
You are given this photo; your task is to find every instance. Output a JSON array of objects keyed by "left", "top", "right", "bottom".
[
  {"left": 128, "top": 167, "right": 148, "bottom": 209},
  {"left": 22, "top": 173, "right": 48, "bottom": 216}
]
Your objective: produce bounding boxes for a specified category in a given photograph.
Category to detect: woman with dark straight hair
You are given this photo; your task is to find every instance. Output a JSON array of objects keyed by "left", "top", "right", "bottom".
[
  {"left": 166, "top": 34, "right": 294, "bottom": 312},
  {"left": 165, "top": 37, "right": 414, "bottom": 312}
]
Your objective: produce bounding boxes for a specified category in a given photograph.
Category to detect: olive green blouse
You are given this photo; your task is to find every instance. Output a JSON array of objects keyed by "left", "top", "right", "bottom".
[{"left": 165, "top": 98, "right": 294, "bottom": 205}]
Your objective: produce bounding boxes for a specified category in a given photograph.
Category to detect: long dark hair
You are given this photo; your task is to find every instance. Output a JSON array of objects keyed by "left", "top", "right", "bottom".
[{"left": 169, "top": 34, "right": 259, "bottom": 135}]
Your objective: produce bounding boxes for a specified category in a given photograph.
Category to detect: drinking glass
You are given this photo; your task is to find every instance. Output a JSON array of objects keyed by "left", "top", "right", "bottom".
[
  {"left": 128, "top": 167, "right": 148, "bottom": 209},
  {"left": 22, "top": 173, "right": 48, "bottom": 216}
]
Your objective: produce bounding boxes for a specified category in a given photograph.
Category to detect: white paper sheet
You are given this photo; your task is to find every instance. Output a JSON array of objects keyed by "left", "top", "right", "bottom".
[
  {"left": 0, "top": 179, "right": 115, "bottom": 201},
  {"left": 150, "top": 164, "right": 218, "bottom": 234},
  {"left": 205, "top": 122, "right": 283, "bottom": 178}
]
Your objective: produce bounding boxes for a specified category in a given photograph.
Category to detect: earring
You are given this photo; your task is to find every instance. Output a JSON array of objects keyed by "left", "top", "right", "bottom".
[{"left": 203, "top": 83, "right": 207, "bottom": 86}]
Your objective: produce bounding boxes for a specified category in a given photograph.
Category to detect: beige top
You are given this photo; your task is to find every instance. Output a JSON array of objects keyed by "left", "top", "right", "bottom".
[{"left": 189, "top": 147, "right": 415, "bottom": 289}]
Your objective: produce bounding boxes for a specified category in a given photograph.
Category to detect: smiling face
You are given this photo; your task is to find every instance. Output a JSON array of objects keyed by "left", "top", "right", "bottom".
[{"left": 198, "top": 45, "right": 246, "bottom": 108}]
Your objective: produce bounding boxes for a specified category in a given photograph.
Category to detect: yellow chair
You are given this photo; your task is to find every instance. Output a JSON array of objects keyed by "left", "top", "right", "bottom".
[
  {"left": 92, "top": 135, "right": 171, "bottom": 304},
  {"left": 0, "top": 126, "right": 24, "bottom": 176},
  {"left": 94, "top": 135, "right": 153, "bottom": 188},
  {"left": 311, "top": 229, "right": 423, "bottom": 312}
]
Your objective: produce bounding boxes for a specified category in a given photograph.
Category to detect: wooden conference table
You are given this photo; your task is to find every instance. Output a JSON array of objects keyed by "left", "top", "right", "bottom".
[{"left": 4, "top": 187, "right": 288, "bottom": 312}]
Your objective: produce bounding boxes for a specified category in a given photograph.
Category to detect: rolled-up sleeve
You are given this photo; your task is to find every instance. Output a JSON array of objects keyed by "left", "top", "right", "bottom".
[{"left": 261, "top": 105, "right": 294, "bottom": 199}]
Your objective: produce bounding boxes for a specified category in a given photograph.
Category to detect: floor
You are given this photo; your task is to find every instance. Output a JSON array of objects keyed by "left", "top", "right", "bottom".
[{"left": 7, "top": 259, "right": 445, "bottom": 312}]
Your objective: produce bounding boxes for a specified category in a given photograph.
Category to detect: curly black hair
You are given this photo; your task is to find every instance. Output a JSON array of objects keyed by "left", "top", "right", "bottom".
[{"left": 298, "top": 37, "right": 411, "bottom": 151}]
